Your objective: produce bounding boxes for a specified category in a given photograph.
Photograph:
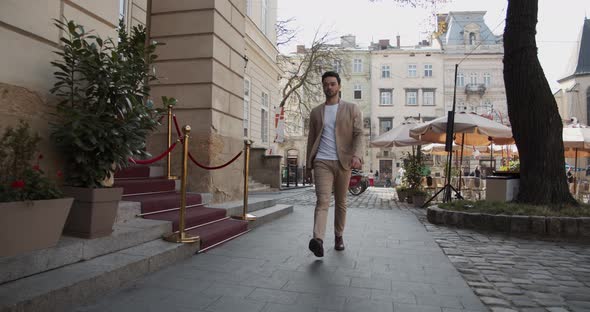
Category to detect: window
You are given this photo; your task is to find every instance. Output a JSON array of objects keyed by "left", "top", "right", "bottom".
[
  {"left": 423, "top": 89, "right": 435, "bottom": 106},
  {"left": 119, "top": 0, "right": 126, "bottom": 21},
  {"left": 381, "top": 65, "right": 390, "bottom": 78},
  {"left": 470, "top": 72, "right": 478, "bottom": 84},
  {"left": 246, "top": 0, "right": 252, "bottom": 16},
  {"left": 408, "top": 64, "right": 417, "bottom": 77},
  {"left": 379, "top": 89, "right": 393, "bottom": 105},
  {"left": 354, "top": 84, "right": 362, "bottom": 100},
  {"left": 379, "top": 118, "right": 393, "bottom": 135},
  {"left": 243, "top": 78, "right": 251, "bottom": 137},
  {"left": 457, "top": 73, "right": 465, "bottom": 87},
  {"left": 261, "top": 91, "right": 269, "bottom": 143},
  {"left": 483, "top": 72, "right": 491, "bottom": 87},
  {"left": 261, "top": 0, "right": 268, "bottom": 34},
  {"left": 469, "top": 32, "right": 476, "bottom": 45},
  {"left": 353, "top": 59, "right": 363, "bottom": 73},
  {"left": 333, "top": 59, "right": 342, "bottom": 73},
  {"left": 424, "top": 64, "right": 433, "bottom": 77},
  {"left": 405, "top": 89, "right": 418, "bottom": 106}
]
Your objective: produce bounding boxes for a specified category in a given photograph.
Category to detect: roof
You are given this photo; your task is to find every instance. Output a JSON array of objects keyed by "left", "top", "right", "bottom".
[
  {"left": 560, "top": 18, "right": 590, "bottom": 81},
  {"left": 440, "top": 11, "right": 501, "bottom": 47}
]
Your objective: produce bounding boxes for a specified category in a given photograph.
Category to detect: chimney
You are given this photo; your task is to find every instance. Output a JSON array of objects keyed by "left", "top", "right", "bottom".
[
  {"left": 340, "top": 35, "right": 356, "bottom": 48},
  {"left": 296, "top": 45, "right": 305, "bottom": 54},
  {"left": 378, "top": 39, "right": 390, "bottom": 50},
  {"left": 396, "top": 35, "right": 400, "bottom": 48}
]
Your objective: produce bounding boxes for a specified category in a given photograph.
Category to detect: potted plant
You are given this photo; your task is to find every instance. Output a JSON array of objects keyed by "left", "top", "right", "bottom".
[
  {"left": 402, "top": 152, "right": 425, "bottom": 205},
  {"left": 0, "top": 121, "right": 73, "bottom": 257},
  {"left": 50, "top": 19, "right": 166, "bottom": 238}
]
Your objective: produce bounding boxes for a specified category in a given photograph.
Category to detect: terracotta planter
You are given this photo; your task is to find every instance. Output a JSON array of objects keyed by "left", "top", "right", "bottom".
[
  {"left": 62, "top": 187, "right": 123, "bottom": 239},
  {"left": 0, "top": 198, "right": 73, "bottom": 257}
]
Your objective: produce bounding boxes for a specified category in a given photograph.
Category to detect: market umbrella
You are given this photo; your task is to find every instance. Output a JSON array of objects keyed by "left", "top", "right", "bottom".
[
  {"left": 370, "top": 122, "right": 428, "bottom": 147},
  {"left": 421, "top": 143, "right": 475, "bottom": 156},
  {"left": 410, "top": 112, "right": 514, "bottom": 195},
  {"left": 409, "top": 112, "right": 514, "bottom": 146}
]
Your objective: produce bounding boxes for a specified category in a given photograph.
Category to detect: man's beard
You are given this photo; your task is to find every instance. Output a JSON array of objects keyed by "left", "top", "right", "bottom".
[{"left": 324, "top": 90, "right": 337, "bottom": 98}]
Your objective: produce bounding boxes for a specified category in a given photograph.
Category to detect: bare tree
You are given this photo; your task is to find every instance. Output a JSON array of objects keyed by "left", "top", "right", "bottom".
[
  {"left": 276, "top": 18, "right": 298, "bottom": 47},
  {"left": 278, "top": 30, "right": 346, "bottom": 124}
]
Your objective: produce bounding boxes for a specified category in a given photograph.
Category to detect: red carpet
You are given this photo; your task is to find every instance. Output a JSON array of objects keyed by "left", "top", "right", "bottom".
[{"left": 115, "top": 166, "right": 248, "bottom": 251}]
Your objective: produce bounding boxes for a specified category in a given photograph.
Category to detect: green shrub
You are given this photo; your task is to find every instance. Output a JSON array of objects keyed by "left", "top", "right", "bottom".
[{"left": 50, "top": 19, "right": 172, "bottom": 187}]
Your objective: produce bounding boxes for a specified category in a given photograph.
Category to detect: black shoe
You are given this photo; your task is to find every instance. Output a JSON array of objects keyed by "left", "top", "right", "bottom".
[
  {"left": 308, "top": 238, "right": 324, "bottom": 257},
  {"left": 335, "top": 236, "right": 345, "bottom": 251}
]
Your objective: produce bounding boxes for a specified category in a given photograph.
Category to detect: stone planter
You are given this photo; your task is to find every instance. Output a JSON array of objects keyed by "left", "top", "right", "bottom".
[
  {"left": 426, "top": 206, "right": 590, "bottom": 239},
  {"left": 62, "top": 187, "right": 123, "bottom": 239},
  {"left": 0, "top": 198, "right": 73, "bottom": 257}
]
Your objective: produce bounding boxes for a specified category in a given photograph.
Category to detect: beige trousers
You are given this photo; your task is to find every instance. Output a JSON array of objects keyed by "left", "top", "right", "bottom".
[{"left": 312, "top": 160, "right": 351, "bottom": 240}]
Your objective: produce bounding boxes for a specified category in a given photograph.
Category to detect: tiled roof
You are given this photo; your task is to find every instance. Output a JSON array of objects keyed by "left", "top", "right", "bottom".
[{"left": 561, "top": 18, "right": 590, "bottom": 81}]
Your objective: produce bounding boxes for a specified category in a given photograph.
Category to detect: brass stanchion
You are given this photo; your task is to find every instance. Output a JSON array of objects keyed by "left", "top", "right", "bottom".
[
  {"left": 166, "top": 105, "right": 177, "bottom": 180},
  {"left": 235, "top": 140, "right": 256, "bottom": 221},
  {"left": 165, "top": 125, "right": 199, "bottom": 243}
]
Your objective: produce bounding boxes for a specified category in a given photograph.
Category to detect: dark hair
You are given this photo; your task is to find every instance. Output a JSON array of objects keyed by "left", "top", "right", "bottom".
[{"left": 322, "top": 71, "right": 341, "bottom": 85}]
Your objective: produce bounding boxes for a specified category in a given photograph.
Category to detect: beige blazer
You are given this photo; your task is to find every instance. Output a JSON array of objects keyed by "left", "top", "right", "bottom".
[{"left": 306, "top": 100, "right": 364, "bottom": 170}]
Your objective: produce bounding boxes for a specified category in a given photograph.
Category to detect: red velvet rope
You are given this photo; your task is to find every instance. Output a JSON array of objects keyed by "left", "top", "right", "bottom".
[
  {"left": 129, "top": 142, "right": 178, "bottom": 165},
  {"left": 173, "top": 115, "right": 182, "bottom": 139},
  {"left": 173, "top": 113, "right": 243, "bottom": 170},
  {"left": 188, "top": 150, "right": 243, "bottom": 170}
]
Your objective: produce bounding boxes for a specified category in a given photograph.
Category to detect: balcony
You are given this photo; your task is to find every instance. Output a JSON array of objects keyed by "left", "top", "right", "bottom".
[{"left": 465, "top": 83, "right": 486, "bottom": 96}]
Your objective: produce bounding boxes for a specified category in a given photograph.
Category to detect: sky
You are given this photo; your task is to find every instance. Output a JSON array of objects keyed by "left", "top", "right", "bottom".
[{"left": 276, "top": 0, "right": 590, "bottom": 91}]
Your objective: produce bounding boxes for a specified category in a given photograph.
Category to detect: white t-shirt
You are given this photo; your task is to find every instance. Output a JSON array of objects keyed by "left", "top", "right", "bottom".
[{"left": 315, "top": 103, "right": 339, "bottom": 161}]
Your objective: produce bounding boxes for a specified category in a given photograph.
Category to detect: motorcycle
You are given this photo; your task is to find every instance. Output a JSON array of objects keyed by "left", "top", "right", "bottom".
[{"left": 349, "top": 169, "right": 369, "bottom": 196}]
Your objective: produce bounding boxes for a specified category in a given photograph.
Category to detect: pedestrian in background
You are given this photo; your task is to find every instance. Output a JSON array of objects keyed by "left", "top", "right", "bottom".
[{"left": 306, "top": 71, "right": 363, "bottom": 257}]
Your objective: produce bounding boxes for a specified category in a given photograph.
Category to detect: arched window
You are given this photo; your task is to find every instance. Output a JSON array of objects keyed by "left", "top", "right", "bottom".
[{"left": 469, "top": 32, "right": 476, "bottom": 45}]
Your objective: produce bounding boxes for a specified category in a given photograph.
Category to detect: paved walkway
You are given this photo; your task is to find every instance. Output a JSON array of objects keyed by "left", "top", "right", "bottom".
[
  {"left": 73, "top": 188, "right": 487, "bottom": 312},
  {"left": 72, "top": 187, "right": 590, "bottom": 312}
]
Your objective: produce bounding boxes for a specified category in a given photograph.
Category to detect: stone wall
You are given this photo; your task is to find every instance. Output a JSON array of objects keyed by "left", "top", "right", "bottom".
[
  {"left": 147, "top": 0, "right": 247, "bottom": 202},
  {"left": 249, "top": 147, "right": 282, "bottom": 189}
]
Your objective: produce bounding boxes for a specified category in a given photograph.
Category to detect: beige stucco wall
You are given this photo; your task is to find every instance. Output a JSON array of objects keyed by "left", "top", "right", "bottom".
[{"left": 0, "top": 0, "right": 124, "bottom": 178}]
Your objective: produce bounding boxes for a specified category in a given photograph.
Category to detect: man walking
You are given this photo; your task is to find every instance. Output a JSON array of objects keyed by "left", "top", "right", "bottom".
[{"left": 306, "top": 71, "right": 363, "bottom": 257}]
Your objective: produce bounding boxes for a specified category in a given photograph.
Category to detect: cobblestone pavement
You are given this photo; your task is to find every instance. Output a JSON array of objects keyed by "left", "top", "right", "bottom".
[{"left": 284, "top": 188, "right": 590, "bottom": 312}]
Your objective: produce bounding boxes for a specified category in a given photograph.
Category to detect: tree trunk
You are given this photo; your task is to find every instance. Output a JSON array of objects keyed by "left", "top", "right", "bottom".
[{"left": 503, "top": 0, "right": 576, "bottom": 206}]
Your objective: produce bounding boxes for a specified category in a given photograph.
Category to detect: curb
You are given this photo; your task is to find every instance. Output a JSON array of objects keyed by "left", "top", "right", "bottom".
[{"left": 427, "top": 206, "right": 590, "bottom": 239}]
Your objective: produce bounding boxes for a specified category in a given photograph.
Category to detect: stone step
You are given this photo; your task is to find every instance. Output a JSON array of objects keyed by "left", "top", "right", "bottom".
[
  {"left": 207, "top": 197, "right": 277, "bottom": 217},
  {"left": 0, "top": 218, "right": 171, "bottom": 285},
  {"left": 248, "top": 204, "right": 294, "bottom": 229},
  {"left": 248, "top": 185, "right": 272, "bottom": 192},
  {"left": 0, "top": 239, "right": 198, "bottom": 312}
]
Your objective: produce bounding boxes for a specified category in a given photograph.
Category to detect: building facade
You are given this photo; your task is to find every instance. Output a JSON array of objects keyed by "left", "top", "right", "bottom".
[
  {"left": 435, "top": 11, "right": 507, "bottom": 125},
  {"left": 276, "top": 35, "right": 372, "bottom": 173},
  {"left": 0, "top": 0, "right": 279, "bottom": 202},
  {"left": 555, "top": 18, "right": 590, "bottom": 126},
  {"left": 0, "top": 0, "right": 147, "bottom": 180}
]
